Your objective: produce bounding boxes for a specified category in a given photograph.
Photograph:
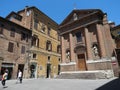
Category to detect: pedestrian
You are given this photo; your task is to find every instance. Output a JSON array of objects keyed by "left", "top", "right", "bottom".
[
  {"left": 17, "top": 70, "right": 22, "bottom": 83},
  {"left": 1, "top": 70, "right": 8, "bottom": 87}
]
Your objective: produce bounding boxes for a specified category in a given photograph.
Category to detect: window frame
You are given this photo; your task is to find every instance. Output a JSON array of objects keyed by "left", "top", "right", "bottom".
[{"left": 8, "top": 42, "right": 14, "bottom": 52}]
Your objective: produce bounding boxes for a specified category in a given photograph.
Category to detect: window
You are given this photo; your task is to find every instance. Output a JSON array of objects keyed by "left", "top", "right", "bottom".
[
  {"left": 10, "top": 28, "right": 15, "bottom": 37},
  {"left": 76, "top": 32, "right": 82, "bottom": 42},
  {"left": 58, "top": 58, "right": 61, "bottom": 62},
  {"left": 0, "top": 24, "right": 4, "bottom": 34},
  {"left": 13, "top": 14, "right": 21, "bottom": 21},
  {"left": 32, "top": 35, "right": 39, "bottom": 47},
  {"left": 33, "top": 53, "right": 37, "bottom": 59},
  {"left": 21, "top": 32, "right": 26, "bottom": 40},
  {"left": 40, "top": 23, "right": 45, "bottom": 33},
  {"left": 34, "top": 19, "right": 38, "bottom": 30},
  {"left": 46, "top": 41, "right": 52, "bottom": 51},
  {"left": 21, "top": 32, "right": 29, "bottom": 42},
  {"left": 48, "top": 56, "right": 50, "bottom": 61},
  {"left": 21, "top": 46, "right": 25, "bottom": 54},
  {"left": 57, "top": 45, "right": 61, "bottom": 53},
  {"left": 41, "top": 27, "right": 45, "bottom": 32},
  {"left": 8, "top": 42, "right": 14, "bottom": 52},
  {"left": 47, "top": 27, "right": 51, "bottom": 35}
]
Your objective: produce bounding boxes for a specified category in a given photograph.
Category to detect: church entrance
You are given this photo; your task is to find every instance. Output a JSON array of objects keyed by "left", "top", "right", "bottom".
[{"left": 77, "top": 54, "right": 87, "bottom": 71}]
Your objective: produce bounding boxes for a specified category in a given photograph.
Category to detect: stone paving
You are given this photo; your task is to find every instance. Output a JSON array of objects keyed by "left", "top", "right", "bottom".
[{"left": 0, "top": 78, "right": 118, "bottom": 90}]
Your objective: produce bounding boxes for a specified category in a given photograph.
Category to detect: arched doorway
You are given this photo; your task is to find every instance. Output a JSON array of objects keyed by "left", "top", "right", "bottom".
[{"left": 30, "top": 64, "right": 36, "bottom": 78}]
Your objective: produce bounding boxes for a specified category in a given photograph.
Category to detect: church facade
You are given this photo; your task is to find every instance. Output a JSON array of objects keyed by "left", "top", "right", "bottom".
[{"left": 59, "top": 9, "right": 118, "bottom": 78}]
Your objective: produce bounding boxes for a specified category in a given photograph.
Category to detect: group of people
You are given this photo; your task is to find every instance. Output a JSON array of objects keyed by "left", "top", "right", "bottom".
[{"left": 1, "top": 69, "right": 23, "bottom": 87}]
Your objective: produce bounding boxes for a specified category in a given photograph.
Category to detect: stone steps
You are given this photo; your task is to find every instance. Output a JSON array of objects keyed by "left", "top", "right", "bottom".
[{"left": 56, "top": 70, "right": 114, "bottom": 79}]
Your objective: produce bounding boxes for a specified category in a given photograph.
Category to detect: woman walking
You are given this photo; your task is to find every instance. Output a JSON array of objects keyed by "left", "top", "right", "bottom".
[{"left": 1, "top": 70, "right": 8, "bottom": 87}]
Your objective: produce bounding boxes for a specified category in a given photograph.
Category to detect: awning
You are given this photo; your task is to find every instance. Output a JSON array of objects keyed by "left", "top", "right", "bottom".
[{"left": 2, "top": 63, "right": 14, "bottom": 68}]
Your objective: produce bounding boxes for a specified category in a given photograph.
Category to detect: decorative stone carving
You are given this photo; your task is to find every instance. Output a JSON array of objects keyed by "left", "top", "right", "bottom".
[
  {"left": 66, "top": 50, "right": 70, "bottom": 59},
  {"left": 73, "top": 13, "right": 78, "bottom": 21},
  {"left": 92, "top": 44, "right": 99, "bottom": 56}
]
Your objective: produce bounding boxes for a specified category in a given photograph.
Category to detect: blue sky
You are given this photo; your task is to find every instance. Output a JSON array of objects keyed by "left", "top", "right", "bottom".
[{"left": 0, "top": 0, "right": 120, "bottom": 25}]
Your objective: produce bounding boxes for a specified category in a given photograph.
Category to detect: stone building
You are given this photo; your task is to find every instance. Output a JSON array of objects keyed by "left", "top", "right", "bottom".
[
  {"left": 0, "top": 16, "right": 31, "bottom": 79},
  {"left": 59, "top": 9, "right": 118, "bottom": 78},
  {"left": 111, "top": 24, "right": 120, "bottom": 75},
  {"left": 6, "top": 6, "right": 61, "bottom": 78}
]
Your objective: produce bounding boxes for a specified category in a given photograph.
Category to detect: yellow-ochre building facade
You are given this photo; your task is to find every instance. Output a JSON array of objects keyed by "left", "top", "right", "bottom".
[{"left": 6, "top": 6, "right": 61, "bottom": 78}]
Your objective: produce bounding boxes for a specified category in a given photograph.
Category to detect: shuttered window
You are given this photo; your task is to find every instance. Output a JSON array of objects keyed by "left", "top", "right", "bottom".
[
  {"left": 8, "top": 42, "right": 14, "bottom": 52},
  {"left": 10, "top": 28, "right": 15, "bottom": 37},
  {"left": 21, "top": 46, "right": 25, "bottom": 54}
]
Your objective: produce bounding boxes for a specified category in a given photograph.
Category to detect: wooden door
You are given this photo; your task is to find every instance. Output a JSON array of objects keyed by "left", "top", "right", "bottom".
[{"left": 77, "top": 54, "right": 87, "bottom": 71}]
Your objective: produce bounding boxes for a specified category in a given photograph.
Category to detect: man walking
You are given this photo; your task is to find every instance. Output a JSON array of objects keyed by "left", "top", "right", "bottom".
[{"left": 17, "top": 70, "right": 23, "bottom": 83}]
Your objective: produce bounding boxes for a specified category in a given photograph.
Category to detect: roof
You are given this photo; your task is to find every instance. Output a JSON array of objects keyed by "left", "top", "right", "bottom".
[
  {"left": 6, "top": 11, "right": 22, "bottom": 19},
  {"left": 0, "top": 16, "right": 31, "bottom": 33},
  {"left": 112, "top": 24, "right": 120, "bottom": 30},
  {"left": 17, "top": 6, "right": 58, "bottom": 26},
  {"left": 111, "top": 24, "right": 120, "bottom": 39},
  {"left": 60, "top": 9, "right": 104, "bottom": 26}
]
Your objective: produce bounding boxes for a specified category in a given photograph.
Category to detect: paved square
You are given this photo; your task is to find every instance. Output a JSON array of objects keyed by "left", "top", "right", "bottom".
[{"left": 0, "top": 78, "right": 118, "bottom": 90}]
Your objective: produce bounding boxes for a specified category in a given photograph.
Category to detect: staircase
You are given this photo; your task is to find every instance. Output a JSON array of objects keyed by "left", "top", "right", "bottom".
[{"left": 56, "top": 70, "right": 114, "bottom": 79}]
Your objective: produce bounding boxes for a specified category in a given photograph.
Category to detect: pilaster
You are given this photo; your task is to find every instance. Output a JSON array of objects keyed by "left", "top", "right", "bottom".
[
  {"left": 61, "top": 36, "right": 65, "bottom": 63},
  {"left": 69, "top": 33, "right": 75, "bottom": 62},
  {"left": 84, "top": 27, "right": 93, "bottom": 60},
  {"left": 96, "top": 24, "right": 106, "bottom": 58}
]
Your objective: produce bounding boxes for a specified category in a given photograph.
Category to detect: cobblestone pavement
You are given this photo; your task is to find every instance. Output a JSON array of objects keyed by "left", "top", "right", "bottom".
[{"left": 0, "top": 78, "right": 118, "bottom": 90}]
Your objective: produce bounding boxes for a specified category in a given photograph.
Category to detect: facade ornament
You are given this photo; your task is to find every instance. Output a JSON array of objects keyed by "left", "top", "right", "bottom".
[
  {"left": 92, "top": 44, "right": 99, "bottom": 56},
  {"left": 66, "top": 50, "right": 70, "bottom": 59},
  {"left": 73, "top": 13, "right": 78, "bottom": 21}
]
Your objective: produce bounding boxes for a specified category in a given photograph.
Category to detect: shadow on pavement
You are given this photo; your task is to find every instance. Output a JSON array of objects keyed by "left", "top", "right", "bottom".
[
  {"left": 96, "top": 78, "right": 120, "bottom": 90},
  {"left": 3, "top": 86, "right": 8, "bottom": 88}
]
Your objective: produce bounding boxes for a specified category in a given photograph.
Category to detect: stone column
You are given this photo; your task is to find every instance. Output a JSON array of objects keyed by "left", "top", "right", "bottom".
[
  {"left": 84, "top": 27, "right": 93, "bottom": 60},
  {"left": 61, "top": 36, "right": 65, "bottom": 63},
  {"left": 69, "top": 33, "right": 75, "bottom": 62},
  {"left": 96, "top": 24, "right": 106, "bottom": 58},
  {"left": 12, "top": 64, "right": 18, "bottom": 79}
]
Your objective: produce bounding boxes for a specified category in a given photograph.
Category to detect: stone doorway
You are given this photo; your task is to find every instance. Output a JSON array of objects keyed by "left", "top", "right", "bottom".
[{"left": 30, "top": 64, "right": 36, "bottom": 78}]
